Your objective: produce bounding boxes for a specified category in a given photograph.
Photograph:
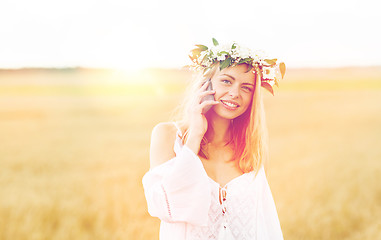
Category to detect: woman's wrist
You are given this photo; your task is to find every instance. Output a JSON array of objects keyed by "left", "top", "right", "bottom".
[{"left": 185, "top": 131, "right": 203, "bottom": 155}]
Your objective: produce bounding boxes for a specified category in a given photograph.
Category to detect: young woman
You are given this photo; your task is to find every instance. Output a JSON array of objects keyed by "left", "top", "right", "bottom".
[{"left": 142, "top": 39, "right": 285, "bottom": 239}]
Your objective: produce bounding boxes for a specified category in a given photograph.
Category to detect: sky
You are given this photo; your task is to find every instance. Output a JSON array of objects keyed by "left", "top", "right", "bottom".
[{"left": 0, "top": 0, "right": 380, "bottom": 70}]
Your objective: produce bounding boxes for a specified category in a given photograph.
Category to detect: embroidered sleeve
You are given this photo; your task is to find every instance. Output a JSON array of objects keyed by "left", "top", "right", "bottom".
[
  {"left": 258, "top": 168, "right": 284, "bottom": 239},
  {"left": 142, "top": 145, "right": 211, "bottom": 226}
]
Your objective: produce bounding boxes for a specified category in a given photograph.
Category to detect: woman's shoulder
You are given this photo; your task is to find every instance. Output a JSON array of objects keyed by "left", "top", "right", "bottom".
[
  {"left": 152, "top": 121, "right": 184, "bottom": 138},
  {"left": 152, "top": 121, "right": 178, "bottom": 138},
  {"left": 149, "top": 122, "right": 180, "bottom": 169}
]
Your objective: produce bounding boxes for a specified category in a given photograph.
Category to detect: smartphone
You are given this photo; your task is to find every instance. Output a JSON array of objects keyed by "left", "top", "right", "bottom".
[{"left": 201, "top": 79, "right": 214, "bottom": 114}]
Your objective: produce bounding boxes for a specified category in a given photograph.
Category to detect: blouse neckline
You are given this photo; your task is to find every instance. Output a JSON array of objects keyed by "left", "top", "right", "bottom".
[{"left": 173, "top": 122, "right": 253, "bottom": 189}]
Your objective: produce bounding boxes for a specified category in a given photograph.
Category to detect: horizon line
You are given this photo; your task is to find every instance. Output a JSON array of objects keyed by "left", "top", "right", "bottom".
[{"left": 1, "top": 64, "right": 381, "bottom": 72}]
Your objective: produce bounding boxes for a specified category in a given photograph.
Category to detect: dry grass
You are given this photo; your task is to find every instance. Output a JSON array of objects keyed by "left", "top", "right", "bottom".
[{"left": 0, "top": 67, "right": 380, "bottom": 239}]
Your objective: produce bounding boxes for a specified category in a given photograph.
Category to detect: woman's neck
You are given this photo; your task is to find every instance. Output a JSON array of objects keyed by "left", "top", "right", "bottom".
[{"left": 205, "top": 112, "right": 232, "bottom": 145}]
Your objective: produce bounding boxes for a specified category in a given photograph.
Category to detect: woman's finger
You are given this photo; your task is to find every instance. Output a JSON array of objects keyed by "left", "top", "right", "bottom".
[
  {"left": 198, "top": 90, "right": 215, "bottom": 103},
  {"left": 198, "top": 80, "right": 211, "bottom": 92},
  {"left": 198, "top": 80, "right": 209, "bottom": 88},
  {"left": 200, "top": 100, "right": 219, "bottom": 113}
]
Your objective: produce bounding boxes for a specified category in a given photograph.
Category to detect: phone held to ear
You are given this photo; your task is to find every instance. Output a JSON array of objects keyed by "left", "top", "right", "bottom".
[{"left": 201, "top": 79, "right": 215, "bottom": 114}]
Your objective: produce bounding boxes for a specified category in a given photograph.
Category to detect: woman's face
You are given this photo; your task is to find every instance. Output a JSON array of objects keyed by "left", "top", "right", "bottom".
[{"left": 210, "top": 64, "right": 256, "bottom": 120}]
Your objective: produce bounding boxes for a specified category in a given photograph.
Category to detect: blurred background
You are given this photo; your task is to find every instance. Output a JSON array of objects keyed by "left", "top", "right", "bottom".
[{"left": 1, "top": 0, "right": 380, "bottom": 239}]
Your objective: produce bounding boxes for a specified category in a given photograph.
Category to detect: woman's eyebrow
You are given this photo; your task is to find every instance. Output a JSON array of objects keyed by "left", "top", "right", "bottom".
[
  {"left": 221, "top": 74, "right": 254, "bottom": 85},
  {"left": 221, "top": 74, "right": 235, "bottom": 80}
]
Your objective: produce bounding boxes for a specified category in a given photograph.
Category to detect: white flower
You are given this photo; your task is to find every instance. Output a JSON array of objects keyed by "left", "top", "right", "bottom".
[
  {"left": 210, "top": 43, "right": 232, "bottom": 58},
  {"left": 262, "top": 67, "right": 276, "bottom": 80},
  {"left": 217, "top": 54, "right": 226, "bottom": 61},
  {"left": 220, "top": 42, "right": 233, "bottom": 52},
  {"left": 231, "top": 51, "right": 239, "bottom": 59},
  {"left": 210, "top": 47, "right": 218, "bottom": 58},
  {"left": 239, "top": 46, "right": 252, "bottom": 59},
  {"left": 203, "top": 58, "right": 212, "bottom": 67},
  {"left": 250, "top": 51, "right": 262, "bottom": 62},
  {"left": 210, "top": 46, "right": 220, "bottom": 57},
  {"left": 258, "top": 57, "right": 273, "bottom": 67}
]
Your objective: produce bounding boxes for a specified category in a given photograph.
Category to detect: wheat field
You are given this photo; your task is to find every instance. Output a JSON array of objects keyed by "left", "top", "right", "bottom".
[{"left": 0, "top": 67, "right": 380, "bottom": 239}]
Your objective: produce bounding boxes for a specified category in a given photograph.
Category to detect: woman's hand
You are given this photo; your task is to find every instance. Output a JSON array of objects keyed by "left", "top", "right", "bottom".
[{"left": 186, "top": 80, "right": 219, "bottom": 153}]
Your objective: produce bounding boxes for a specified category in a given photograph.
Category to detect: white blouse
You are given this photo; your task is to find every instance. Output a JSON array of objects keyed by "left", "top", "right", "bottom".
[{"left": 142, "top": 123, "right": 283, "bottom": 239}]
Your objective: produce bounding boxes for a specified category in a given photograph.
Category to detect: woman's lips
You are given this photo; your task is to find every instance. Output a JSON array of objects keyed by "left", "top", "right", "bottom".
[{"left": 220, "top": 100, "right": 239, "bottom": 110}]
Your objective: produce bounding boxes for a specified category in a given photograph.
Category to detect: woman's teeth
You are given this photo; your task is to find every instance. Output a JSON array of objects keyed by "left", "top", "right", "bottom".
[{"left": 222, "top": 100, "right": 238, "bottom": 108}]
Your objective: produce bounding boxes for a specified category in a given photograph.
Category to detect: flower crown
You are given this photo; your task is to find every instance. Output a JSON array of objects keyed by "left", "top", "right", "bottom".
[{"left": 189, "top": 38, "right": 286, "bottom": 95}]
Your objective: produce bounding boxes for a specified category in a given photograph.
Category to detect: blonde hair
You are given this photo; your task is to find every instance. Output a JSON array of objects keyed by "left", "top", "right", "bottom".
[{"left": 171, "top": 63, "right": 269, "bottom": 174}]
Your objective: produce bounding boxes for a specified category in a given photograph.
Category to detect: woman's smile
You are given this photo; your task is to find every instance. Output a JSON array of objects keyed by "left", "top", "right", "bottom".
[{"left": 220, "top": 99, "right": 240, "bottom": 110}]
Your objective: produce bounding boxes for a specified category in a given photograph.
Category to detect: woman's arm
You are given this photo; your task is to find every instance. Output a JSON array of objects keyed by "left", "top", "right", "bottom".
[
  {"left": 149, "top": 121, "right": 205, "bottom": 169},
  {"left": 149, "top": 122, "right": 177, "bottom": 169},
  {"left": 143, "top": 81, "right": 218, "bottom": 225},
  {"left": 143, "top": 122, "right": 211, "bottom": 226}
]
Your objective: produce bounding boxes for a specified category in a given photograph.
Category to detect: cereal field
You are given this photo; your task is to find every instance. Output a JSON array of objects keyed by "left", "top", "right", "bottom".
[{"left": 0, "top": 67, "right": 380, "bottom": 239}]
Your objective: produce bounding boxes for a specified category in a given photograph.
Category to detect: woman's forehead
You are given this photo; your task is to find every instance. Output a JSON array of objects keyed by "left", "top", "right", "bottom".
[{"left": 217, "top": 65, "right": 255, "bottom": 83}]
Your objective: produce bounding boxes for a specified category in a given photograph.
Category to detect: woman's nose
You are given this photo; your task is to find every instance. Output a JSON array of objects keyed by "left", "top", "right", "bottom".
[{"left": 229, "top": 86, "right": 239, "bottom": 98}]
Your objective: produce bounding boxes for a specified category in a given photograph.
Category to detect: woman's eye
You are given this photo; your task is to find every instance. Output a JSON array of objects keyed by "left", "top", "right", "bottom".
[
  {"left": 242, "top": 86, "right": 253, "bottom": 92},
  {"left": 221, "top": 79, "right": 231, "bottom": 84}
]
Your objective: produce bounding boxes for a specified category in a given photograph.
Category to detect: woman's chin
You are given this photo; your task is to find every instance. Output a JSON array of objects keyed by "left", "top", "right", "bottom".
[{"left": 209, "top": 106, "right": 243, "bottom": 120}]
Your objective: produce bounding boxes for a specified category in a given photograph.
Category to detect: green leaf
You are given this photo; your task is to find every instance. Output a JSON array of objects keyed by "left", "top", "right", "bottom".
[
  {"left": 195, "top": 44, "right": 208, "bottom": 51},
  {"left": 264, "top": 59, "right": 277, "bottom": 66},
  {"left": 212, "top": 38, "right": 219, "bottom": 46},
  {"left": 231, "top": 43, "right": 236, "bottom": 49},
  {"left": 220, "top": 57, "right": 232, "bottom": 70},
  {"left": 279, "top": 62, "right": 286, "bottom": 79},
  {"left": 219, "top": 51, "right": 229, "bottom": 55},
  {"left": 190, "top": 48, "right": 202, "bottom": 58},
  {"left": 239, "top": 58, "right": 252, "bottom": 64},
  {"left": 261, "top": 81, "right": 274, "bottom": 96}
]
